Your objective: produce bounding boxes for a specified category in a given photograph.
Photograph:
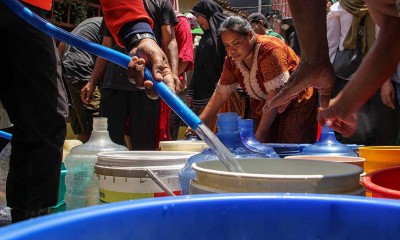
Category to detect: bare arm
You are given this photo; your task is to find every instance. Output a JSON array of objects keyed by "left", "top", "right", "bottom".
[
  {"left": 318, "top": 10, "right": 400, "bottom": 136},
  {"left": 161, "top": 24, "right": 179, "bottom": 92},
  {"left": 178, "top": 60, "right": 190, "bottom": 76},
  {"left": 330, "top": 14, "right": 400, "bottom": 115},
  {"left": 287, "top": 0, "right": 330, "bottom": 64},
  {"left": 268, "top": 0, "right": 335, "bottom": 109},
  {"left": 380, "top": 79, "right": 396, "bottom": 109},
  {"left": 81, "top": 36, "right": 113, "bottom": 104},
  {"left": 199, "top": 91, "right": 232, "bottom": 127},
  {"left": 58, "top": 42, "right": 66, "bottom": 57},
  {"left": 254, "top": 91, "right": 279, "bottom": 142}
]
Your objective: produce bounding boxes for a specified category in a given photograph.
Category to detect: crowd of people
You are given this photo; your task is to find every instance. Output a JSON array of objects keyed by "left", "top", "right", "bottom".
[{"left": 0, "top": 0, "right": 399, "bottom": 223}]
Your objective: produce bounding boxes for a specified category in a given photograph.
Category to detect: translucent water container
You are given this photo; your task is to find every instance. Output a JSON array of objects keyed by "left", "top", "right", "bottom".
[
  {"left": 237, "top": 118, "right": 279, "bottom": 158},
  {"left": 299, "top": 125, "right": 357, "bottom": 157},
  {"left": 64, "top": 117, "right": 127, "bottom": 210}
]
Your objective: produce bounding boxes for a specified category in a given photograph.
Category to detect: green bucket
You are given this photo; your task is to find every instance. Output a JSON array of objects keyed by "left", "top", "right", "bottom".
[{"left": 50, "top": 162, "right": 67, "bottom": 213}]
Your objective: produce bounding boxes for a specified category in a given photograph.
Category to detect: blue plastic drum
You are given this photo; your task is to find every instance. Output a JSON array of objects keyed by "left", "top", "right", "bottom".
[{"left": 0, "top": 194, "right": 399, "bottom": 239}]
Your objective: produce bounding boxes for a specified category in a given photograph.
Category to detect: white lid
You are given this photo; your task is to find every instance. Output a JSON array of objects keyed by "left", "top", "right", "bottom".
[
  {"left": 159, "top": 140, "right": 208, "bottom": 151},
  {"left": 96, "top": 151, "right": 196, "bottom": 167}
]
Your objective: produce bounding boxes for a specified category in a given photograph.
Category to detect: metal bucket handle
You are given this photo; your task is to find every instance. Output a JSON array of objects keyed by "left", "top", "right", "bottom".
[{"left": 145, "top": 169, "right": 176, "bottom": 197}]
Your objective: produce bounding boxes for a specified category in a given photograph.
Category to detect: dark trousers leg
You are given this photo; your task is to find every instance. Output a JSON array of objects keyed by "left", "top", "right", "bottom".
[
  {"left": 100, "top": 89, "right": 128, "bottom": 146},
  {"left": 0, "top": 3, "right": 68, "bottom": 221},
  {"left": 128, "top": 92, "right": 160, "bottom": 150},
  {"left": 169, "top": 111, "right": 182, "bottom": 140}
]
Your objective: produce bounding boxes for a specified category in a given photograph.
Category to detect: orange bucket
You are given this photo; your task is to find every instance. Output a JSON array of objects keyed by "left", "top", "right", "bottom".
[
  {"left": 358, "top": 146, "right": 400, "bottom": 174},
  {"left": 361, "top": 166, "right": 400, "bottom": 199}
]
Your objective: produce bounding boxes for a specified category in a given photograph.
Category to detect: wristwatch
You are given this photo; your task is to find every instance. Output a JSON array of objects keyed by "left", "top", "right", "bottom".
[{"left": 128, "top": 33, "right": 157, "bottom": 50}]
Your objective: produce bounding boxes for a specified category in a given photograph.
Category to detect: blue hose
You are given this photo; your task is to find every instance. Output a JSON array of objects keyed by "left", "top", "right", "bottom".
[
  {"left": 1, "top": 0, "right": 202, "bottom": 130},
  {"left": 0, "top": 130, "right": 11, "bottom": 140}
]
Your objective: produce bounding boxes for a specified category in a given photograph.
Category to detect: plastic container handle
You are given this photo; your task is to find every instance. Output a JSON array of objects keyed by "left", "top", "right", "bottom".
[
  {"left": 145, "top": 169, "right": 176, "bottom": 197},
  {"left": 2, "top": 0, "right": 202, "bottom": 130}
]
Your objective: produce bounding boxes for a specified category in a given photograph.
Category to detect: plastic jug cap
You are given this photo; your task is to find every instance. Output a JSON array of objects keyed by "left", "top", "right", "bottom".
[
  {"left": 92, "top": 117, "right": 108, "bottom": 131},
  {"left": 238, "top": 119, "right": 253, "bottom": 129},
  {"left": 217, "top": 112, "right": 238, "bottom": 132}
]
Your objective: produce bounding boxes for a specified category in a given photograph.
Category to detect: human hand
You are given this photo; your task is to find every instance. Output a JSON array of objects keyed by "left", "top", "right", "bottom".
[
  {"left": 184, "top": 126, "right": 197, "bottom": 139},
  {"left": 380, "top": 80, "right": 396, "bottom": 109},
  {"left": 317, "top": 98, "right": 357, "bottom": 138},
  {"left": 174, "top": 77, "right": 183, "bottom": 93},
  {"left": 81, "top": 82, "right": 96, "bottom": 104},
  {"left": 185, "top": 96, "right": 193, "bottom": 108},
  {"left": 268, "top": 60, "right": 335, "bottom": 110},
  {"left": 254, "top": 130, "right": 266, "bottom": 143},
  {"left": 179, "top": 74, "right": 188, "bottom": 92},
  {"left": 127, "top": 38, "right": 175, "bottom": 99}
]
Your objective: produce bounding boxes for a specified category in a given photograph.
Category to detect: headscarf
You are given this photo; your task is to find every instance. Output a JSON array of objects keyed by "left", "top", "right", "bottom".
[
  {"left": 190, "top": 0, "right": 227, "bottom": 55},
  {"left": 339, "top": 0, "right": 376, "bottom": 53},
  {"left": 187, "top": 0, "right": 228, "bottom": 107}
]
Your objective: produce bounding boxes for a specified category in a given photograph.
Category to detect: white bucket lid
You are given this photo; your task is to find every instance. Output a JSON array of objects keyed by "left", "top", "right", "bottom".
[
  {"left": 192, "top": 158, "right": 363, "bottom": 194},
  {"left": 96, "top": 151, "right": 196, "bottom": 167},
  {"left": 159, "top": 140, "right": 208, "bottom": 152}
]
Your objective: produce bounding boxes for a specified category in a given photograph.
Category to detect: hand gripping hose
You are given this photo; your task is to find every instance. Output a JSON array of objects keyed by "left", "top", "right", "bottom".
[{"left": 1, "top": 0, "right": 202, "bottom": 131}]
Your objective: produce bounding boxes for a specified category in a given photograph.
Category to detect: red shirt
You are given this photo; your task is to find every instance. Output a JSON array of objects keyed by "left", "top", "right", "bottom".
[
  {"left": 175, "top": 15, "right": 194, "bottom": 74},
  {"left": 22, "top": 0, "right": 52, "bottom": 10},
  {"left": 100, "top": 0, "right": 153, "bottom": 47}
]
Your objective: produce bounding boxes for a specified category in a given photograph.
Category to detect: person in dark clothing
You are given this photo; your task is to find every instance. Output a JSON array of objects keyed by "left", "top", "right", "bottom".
[
  {"left": 186, "top": 0, "right": 247, "bottom": 133},
  {"left": 0, "top": 1, "right": 68, "bottom": 223},
  {"left": 186, "top": 0, "right": 227, "bottom": 111},
  {"left": 289, "top": 31, "right": 301, "bottom": 57},
  {"left": 58, "top": 17, "right": 103, "bottom": 143},
  {"left": 82, "top": 0, "right": 178, "bottom": 150},
  {"left": 267, "top": 0, "right": 400, "bottom": 138}
]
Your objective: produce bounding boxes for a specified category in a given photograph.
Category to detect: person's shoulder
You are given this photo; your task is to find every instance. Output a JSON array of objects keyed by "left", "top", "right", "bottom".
[
  {"left": 77, "top": 17, "right": 102, "bottom": 26},
  {"left": 257, "top": 35, "right": 290, "bottom": 59},
  {"left": 257, "top": 34, "right": 284, "bottom": 47},
  {"left": 177, "top": 15, "right": 190, "bottom": 25}
]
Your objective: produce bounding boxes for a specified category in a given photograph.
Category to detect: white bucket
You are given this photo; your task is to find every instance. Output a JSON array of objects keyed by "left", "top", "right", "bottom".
[
  {"left": 95, "top": 151, "right": 196, "bottom": 203},
  {"left": 190, "top": 158, "right": 365, "bottom": 196}
]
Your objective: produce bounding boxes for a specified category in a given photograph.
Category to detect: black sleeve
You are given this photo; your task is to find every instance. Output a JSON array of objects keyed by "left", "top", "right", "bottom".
[
  {"left": 99, "top": 19, "right": 112, "bottom": 38},
  {"left": 159, "top": 0, "right": 178, "bottom": 27}
]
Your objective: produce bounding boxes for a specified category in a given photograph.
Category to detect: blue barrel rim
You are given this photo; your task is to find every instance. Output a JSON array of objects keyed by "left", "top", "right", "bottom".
[{"left": 1, "top": 193, "right": 400, "bottom": 238}]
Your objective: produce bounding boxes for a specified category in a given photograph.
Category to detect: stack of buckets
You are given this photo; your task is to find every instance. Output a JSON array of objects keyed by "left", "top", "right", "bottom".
[{"left": 359, "top": 146, "right": 400, "bottom": 199}]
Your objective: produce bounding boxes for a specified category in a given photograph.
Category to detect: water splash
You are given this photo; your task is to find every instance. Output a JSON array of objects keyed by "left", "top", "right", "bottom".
[{"left": 195, "top": 124, "right": 244, "bottom": 173}]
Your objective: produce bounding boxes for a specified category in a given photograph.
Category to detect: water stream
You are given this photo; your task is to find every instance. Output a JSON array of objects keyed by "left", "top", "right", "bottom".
[{"left": 195, "top": 124, "right": 244, "bottom": 173}]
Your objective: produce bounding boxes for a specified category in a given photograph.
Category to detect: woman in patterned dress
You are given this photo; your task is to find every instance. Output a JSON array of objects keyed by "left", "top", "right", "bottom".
[{"left": 198, "top": 16, "right": 319, "bottom": 143}]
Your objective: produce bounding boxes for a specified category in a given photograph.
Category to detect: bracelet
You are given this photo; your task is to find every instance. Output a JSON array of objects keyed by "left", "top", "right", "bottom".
[{"left": 128, "top": 33, "right": 157, "bottom": 50}]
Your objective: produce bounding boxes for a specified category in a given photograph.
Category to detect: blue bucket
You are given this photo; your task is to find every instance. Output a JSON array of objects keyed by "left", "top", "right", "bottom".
[{"left": 0, "top": 194, "right": 399, "bottom": 239}]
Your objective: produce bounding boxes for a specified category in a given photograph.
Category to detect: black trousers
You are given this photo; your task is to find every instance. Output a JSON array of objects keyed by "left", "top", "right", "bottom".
[
  {"left": 0, "top": 3, "right": 68, "bottom": 211},
  {"left": 100, "top": 89, "right": 159, "bottom": 150}
]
